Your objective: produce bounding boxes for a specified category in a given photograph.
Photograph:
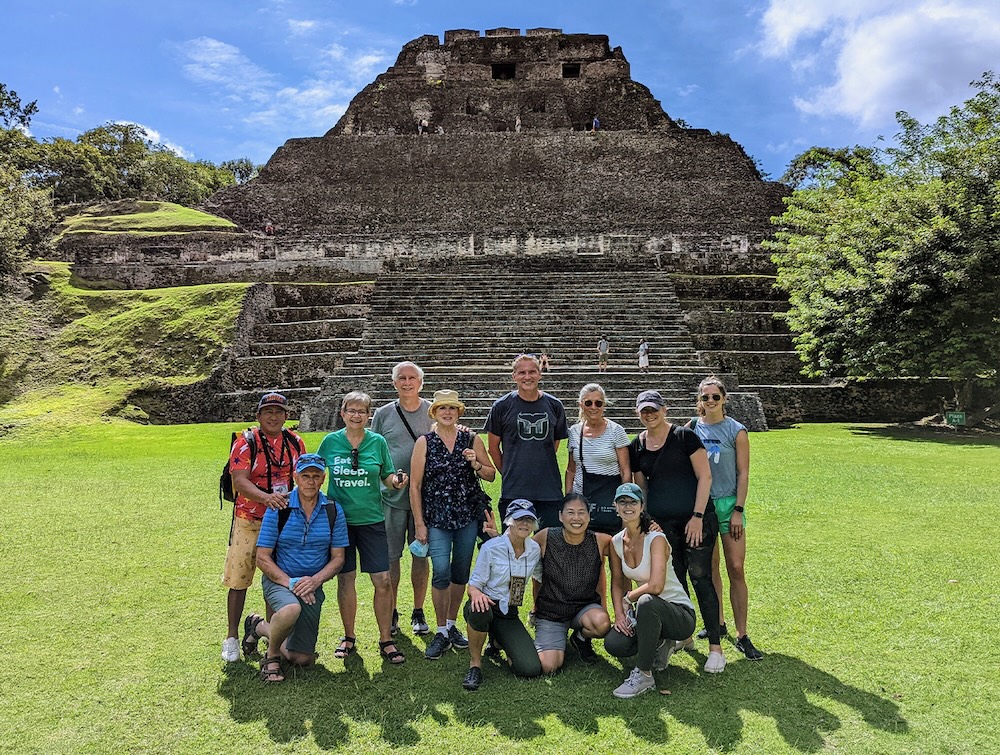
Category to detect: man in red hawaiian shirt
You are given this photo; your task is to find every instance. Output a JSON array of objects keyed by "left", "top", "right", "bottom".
[{"left": 221, "top": 392, "right": 306, "bottom": 662}]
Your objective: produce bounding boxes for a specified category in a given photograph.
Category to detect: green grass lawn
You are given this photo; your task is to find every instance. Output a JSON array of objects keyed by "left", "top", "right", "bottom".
[
  {"left": 2, "top": 421, "right": 997, "bottom": 754},
  {"left": 54, "top": 200, "right": 236, "bottom": 239}
]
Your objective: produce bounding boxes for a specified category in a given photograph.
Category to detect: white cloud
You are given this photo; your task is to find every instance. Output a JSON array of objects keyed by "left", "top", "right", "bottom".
[
  {"left": 288, "top": 19, "right": 318, "bottom": 35},
  {"left": 177, "top": 37, "right": 278, "bottom": 105},
  {"left": 759, "top": 1, "right": 1000, "bottom": 127},
  {"left": 53, "top": 85, "right": 61, "bottom": 96},
  {"left": 72, "top": 106, "right": 85, "bottom": 116},
  {"left": 115, "top": 120, "right": 193, "bottom": 158},
  {"left": 392, "top": 0, "right": 418, "bottom": 5},
  {"left": 676, "top": 84, "right": 699, "bottom": 97}
]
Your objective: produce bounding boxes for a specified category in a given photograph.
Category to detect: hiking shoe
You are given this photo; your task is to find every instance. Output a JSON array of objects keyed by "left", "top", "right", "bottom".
[
  {"left": 569, "top": 629, "right": 598, "bottom": 664},
  {"left": 735, "top": 634, "right": 764, "bottom": 661},
  {"left": 705, "top": 650, "right": 727, "bottom": 673},
  {"left": 448, "top": 625, "right": 470, "bottom": 649},
  {"left": 674, "top": 637, "right": 695, "bottom": 652},
  {"left": 653, "top": 640, "right": 676, "bottom": 671},
  {"left": 462, "top": 666, "right": 483, "bottom": 691},
  {"left": 411, "top": 608, "right": 430, "bottom": 636},
  {"left": 222, "top": 637, "right": 240, "bottom": 663},
  {"left": 697, "top": 622, "right": 727, "bottom": 640},
  {"left": 390, "top": 608, "right": 399, "bottom": 636},
  {"left": 425, "top": 632, "right": 452, "bottom": 660},
  {"left": 483, "top": 641, "right": 501, "bottom": 659},
  {"left": 613, "top": 667, "right": 656, "bottom": 699}
]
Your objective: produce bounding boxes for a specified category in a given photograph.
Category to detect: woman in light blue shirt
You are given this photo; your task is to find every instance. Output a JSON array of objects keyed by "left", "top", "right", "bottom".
[{"left": 460, "top": 499, "right": 543, "bottom": 690}]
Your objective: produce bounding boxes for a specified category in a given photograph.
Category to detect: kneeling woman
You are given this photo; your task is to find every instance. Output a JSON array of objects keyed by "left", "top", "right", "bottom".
[
  {"left": 462, "top": 499, "right": 543, "bottom": 690},
  {"left": 605, "top": 483, "right": 696, "bottom": 699},
  {"left": 533, "top": 493, "right": 613, "bottom": 673}
]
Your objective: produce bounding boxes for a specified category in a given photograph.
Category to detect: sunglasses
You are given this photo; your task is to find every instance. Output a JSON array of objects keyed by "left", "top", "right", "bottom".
[
  {"left": 699, "top": 393, "right": 723, "bottom": 402},
  {"left": 583, "top": 399, "right": 604, "bottom": 408},
  {"left": 350, "top": 448, "right": 359, "bottom": 471}
]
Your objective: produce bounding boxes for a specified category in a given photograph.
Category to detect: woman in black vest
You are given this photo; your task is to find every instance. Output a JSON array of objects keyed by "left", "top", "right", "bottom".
[{"left": 532, "top": 493, "right": 614, "bottom": 673}]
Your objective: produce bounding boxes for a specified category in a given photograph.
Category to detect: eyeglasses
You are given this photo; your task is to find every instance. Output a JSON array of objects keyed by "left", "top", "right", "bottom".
[
  {"left": 343, "top": 408, "right": 369, "bottom": 416},
  {"left": 350, "top": 448, "right": 359, "bottom": 471},
  {"left": 699, "top": 393, "right": 723, "bottom": 402},
  {"left": 583, "top": 399, "right": 604, "bottom": 408}
]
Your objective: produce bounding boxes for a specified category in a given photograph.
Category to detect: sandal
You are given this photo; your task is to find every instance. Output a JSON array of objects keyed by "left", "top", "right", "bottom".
[
  {"left": 379, "top": 639, "right": 406, "bottom": 665},
  {"left": 259, "top": 655, "right": 284, "bottom": 683},
  {"left": 242, "top": 613, "right": 265, "bottom": 657},
  {"left": 334, "top": 636, "right": 356, "bottom": 659}
]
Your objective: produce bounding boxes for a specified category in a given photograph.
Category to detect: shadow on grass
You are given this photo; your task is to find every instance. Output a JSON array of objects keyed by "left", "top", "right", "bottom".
[
  {"left": 848, "top": 424, "right": 1000, "bottom": 447},
  {"left": 218, "top": 640, "right": 908, "bottom": 751}
]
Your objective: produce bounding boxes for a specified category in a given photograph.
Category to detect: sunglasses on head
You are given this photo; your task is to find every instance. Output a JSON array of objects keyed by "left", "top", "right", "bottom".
[
  {"left": 350, "top": 448, "right": 359, "bottom": 471},
  {"left": 700, "top": 393, "right": 723, "bottom": 402},
  {"left": 583, "top": 399, "right": 604, "bottom": 407}
]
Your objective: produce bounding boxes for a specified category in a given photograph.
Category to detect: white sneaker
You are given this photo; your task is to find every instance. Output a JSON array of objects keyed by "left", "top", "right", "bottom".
[
  {"left": 613, "top": 667, "right": 656, "bottom": 698},
  {"left": 222, "top": 636, "right": 240, "bottom": 662},
  {"left": 674, "top": 637, "right": 694, "bottom": 652},
  {"left": 705, "top": 650, "right": 727, "bottom": 673},
  {"left": 653, "top": 640, "right": 676, "bottom": 671}
]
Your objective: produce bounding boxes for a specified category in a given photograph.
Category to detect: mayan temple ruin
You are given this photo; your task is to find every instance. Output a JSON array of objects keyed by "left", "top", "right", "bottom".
[{"left": 75, "top": 28, "right": 944, "bottom": 430}]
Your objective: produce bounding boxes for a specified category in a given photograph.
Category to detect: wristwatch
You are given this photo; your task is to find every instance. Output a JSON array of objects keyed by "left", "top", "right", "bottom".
[
  {"left": 692, "top": 511, "right": 704, "bottom": 519},
  {"left": 734, "top": 505, "right": 745, "bottom": 513}
]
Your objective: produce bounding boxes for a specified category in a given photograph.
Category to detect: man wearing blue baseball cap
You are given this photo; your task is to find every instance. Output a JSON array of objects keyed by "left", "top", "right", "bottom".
[{"left": 242, "top": 453, "right": 349, "bottom": 682}]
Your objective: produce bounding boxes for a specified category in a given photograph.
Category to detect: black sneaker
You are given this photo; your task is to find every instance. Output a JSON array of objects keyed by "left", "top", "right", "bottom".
[
  {"left": 390, "top": 608, "right": 399, "bottom": 636},
  {"left": 448, "top": 625, "right": 470, "bottom": 649},
  {"left": 411, "top": 608, "right": 430, "bottom": 635},
  {"left": 462, "top": 666, "right": 483, "bottom": 691},
  {"left": 569, "top": 629, "right": 598, "bottom": 664},
  {"left": 425, "top": 632, "right": 452, "bottom": 660},
  {"left": 483, "top": 641, "right": 501, "bottom": 659},
  {"left": 735, "top": 634, "right": 764, "bottom": 661},
  {"left": 697, "top": 623, "right": 727, "bottom": 640}
]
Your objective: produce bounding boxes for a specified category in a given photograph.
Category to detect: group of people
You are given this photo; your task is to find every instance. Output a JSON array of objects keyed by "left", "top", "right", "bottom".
[
  {"left": 220, "top": 354, "right": 762, "bottom": 698},
  {"left": 597, "top": 336, "right": 650, "bottom": 372}
]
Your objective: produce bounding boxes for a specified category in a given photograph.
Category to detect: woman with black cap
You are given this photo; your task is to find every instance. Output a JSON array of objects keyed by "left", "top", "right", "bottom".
[{"left": 629, "top": 389, "right": 725, "bottom": 673}]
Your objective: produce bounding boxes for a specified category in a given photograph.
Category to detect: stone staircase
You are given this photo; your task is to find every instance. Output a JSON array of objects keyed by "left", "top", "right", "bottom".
[
  {"left": 213, "top": 282, "right": 372, "bottom": 420},
  {"left": 299, "top": 266, "right": 768, "bottom": 432}
]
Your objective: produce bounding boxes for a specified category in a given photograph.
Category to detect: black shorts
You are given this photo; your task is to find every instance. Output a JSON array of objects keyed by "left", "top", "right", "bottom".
[{"left": 342, "top": 521, "right": 391, "bottom": 575}]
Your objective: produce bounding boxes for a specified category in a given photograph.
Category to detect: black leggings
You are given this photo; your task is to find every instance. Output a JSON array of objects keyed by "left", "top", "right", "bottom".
[{"left": 657, "top": 514, "right": 722, "bottom": 645}]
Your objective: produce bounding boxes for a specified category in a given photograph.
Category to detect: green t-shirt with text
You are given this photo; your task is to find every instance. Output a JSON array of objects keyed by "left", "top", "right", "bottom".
[{"left": 317, "top": 429, "right": 394, "bottom": 525}]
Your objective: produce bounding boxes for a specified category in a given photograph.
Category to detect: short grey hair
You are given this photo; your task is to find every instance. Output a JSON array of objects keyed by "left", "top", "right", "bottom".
[
  {"left": 391, "top": 361, "right": 425, "bottom": 381},
  {"left": 340, "top": 391, "right": 373, "bottom": 411},
  {"left": 577, "top": 383, "right": 607, "bottom": 422}
]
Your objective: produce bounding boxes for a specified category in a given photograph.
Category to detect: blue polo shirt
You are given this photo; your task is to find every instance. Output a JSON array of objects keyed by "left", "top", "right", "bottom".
[{"left": 257, "top": 489, "right": 349, "bottom": 578}]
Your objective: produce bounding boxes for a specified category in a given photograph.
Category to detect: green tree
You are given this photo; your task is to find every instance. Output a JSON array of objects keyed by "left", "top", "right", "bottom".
[
  {"left": 220, "top": 157, "right": 260, "bottom": 184},
  {"left": 0, "top": 83, "right": 37, "bottom": 129},
  {"left": 768, "top": 74, "right": 1000, "bottom": 416}
]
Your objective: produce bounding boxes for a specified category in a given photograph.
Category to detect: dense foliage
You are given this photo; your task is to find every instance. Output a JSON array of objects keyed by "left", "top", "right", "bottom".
[{"left": 768, "top": 74, "right": 1000, "bottom": 411}]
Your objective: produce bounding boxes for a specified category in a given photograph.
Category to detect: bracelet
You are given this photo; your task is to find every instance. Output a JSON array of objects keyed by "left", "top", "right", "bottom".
[{"left": 692, "top": 511, "right": 704, "bottom": 519}]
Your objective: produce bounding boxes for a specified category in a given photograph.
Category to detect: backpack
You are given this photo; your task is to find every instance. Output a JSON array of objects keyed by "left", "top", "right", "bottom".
[
  {"left": 219, "top": 427, "right": 299, "bottom": 508},
  {"left": 273, "top": 502, "right": 340, "bottom": 559}
]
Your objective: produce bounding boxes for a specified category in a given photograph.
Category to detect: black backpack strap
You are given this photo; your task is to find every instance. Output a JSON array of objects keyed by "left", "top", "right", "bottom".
[
  {"left": 324, "top": 502, "right": 339, "bottom": 543},
  {"left": 394, "top": 400, "right": 419, "bottom": 442}
]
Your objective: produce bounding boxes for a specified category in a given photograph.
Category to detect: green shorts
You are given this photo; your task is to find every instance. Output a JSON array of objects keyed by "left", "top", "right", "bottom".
[{"left": 713, "top": 495, "right": 745, "bottom": 535}]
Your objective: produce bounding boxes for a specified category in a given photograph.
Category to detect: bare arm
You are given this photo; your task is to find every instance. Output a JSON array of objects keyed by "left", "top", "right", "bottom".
[
  {"left": 233, "top": 469, "right": 288, "bottom": 510},
  {"left": 409, "top": 436, "right": 428, "bottom": 543},
  {"left": 732, "top": 429, "right": 750, "bottom": 540},
  {"left": 255, "top": 546, "right": 287, "bottom": 587},
  {"left": 616, "top": 445, "right": 631, "bottom": 484},
  {"left": 531, "top": 529, "right": 548, "bottom": 603},
  {"left": 608, "top": 543, "right": 633, "bottom": 636},
  {"left": 471, "top": 435, "right": 497, "bottom": 482},
  {"left": 684, "top": 448, "right": 713, "bottom": 547},
  {"left": 564, "top": 454, "right": 576, "bottom": 494},
  {"left": 487, "top": 432, "right": 503, "bottom": 474}
]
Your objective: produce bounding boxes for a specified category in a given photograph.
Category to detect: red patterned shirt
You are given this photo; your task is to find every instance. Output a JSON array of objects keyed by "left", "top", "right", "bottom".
[{"left": 229, "top": 428, "right": 306, "bottom": 521}]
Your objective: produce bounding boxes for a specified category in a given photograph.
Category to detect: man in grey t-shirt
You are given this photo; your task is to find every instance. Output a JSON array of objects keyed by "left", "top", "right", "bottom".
[
  {"left": 597, "top": 336, "right": 610, "bottom": 372},
  {"left": 370, "top": 361, "right": 431, "bottom": 636},
  {"left": 485, "top": 354, "right": 569, "bottom": 529}
]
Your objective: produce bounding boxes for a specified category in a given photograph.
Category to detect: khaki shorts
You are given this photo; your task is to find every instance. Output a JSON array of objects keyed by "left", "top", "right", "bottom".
[{"left": 222, "top": 515, "right": 262, "bottom": 589}]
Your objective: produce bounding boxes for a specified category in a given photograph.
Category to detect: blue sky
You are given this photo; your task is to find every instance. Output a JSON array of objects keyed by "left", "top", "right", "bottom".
[{"left": 5, "top": 0, "right": 999, "bottom": 180}]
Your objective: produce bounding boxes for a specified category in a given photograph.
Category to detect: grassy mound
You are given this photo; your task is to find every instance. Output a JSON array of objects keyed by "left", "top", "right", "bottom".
[
  {"left": 0, "top": 261, "right": 248, "bottom": 436},
  {"left": 55, "top": 200, "right": 236, "bottom": 239}
]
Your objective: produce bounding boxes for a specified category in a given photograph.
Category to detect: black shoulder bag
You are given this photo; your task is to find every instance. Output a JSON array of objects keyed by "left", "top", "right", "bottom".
[{"left": 578, "top": 427, "right": 624, "bottom": 533}]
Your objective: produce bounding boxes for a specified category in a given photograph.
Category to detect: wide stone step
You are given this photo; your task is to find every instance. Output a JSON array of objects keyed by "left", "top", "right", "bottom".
[
  {"left": 254, "top": 318, "right": 366, "bottom": 341},
  {"left": 679, "top": 298, "right": 790, "bottom": 313},
  {"left": 691, "top": 333, "right": 794, "bottom": 350},
  {"left": 698, "top": 350, "right": 806, "bottom": 383},
  {"left": 686, "top": 311, "right": 788, "bottom": 333},
  {"left": 249, "top": 338, "right": 363, "bottom": 356},
  {"left": 213, "top": 387, "right": 323, "bottom": 422},
  {"left": 231, "top": 354, "right": 348, "bottom": 387},
  {"left": 671, "top": 276, "right": 779, "bottom": 299},
  {"left": 271, "top": 282, "right": 374, "bottom": 307},
  {"left": 267, "top": 305, "right": 369, "bottom": 323}
]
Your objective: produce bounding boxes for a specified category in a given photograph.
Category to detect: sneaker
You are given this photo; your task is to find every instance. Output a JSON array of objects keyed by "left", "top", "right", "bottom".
[
  {"left": 411, "top": 608, "right": 430, "bottom": 636},
  {"left": 735, "top": 634, "right": 764, "bottom": 661},
  {"left": 425, "top": 632, "right": 452, "bottom": 660},
  {"left": 705, "top": 650, "right": 727, "bottom": 673},
  {"left": 462, "top": 666, "right": 483, "bottom": 691},
  {"left": 569, "top": 629, "right": 598, "bottom": 664},
  {"left": 390, "top": 608, "right": 399, "bottom": 636},
  {"left": 674, "top": 637, "right": 695, "bottom": 652},
  {"left": 653, "top": 640, "right": 676, "bottom": 671},
  {"left": 483, "top": 641, "right": 501, "bottom": 659},
  {"left": 448, "top": 625, "right": 469, "bottom": 649},
  {"left": 697, "top": 622, "right": 727, "bottom": 640},
  {"left": 222, "top": 637, "right": 240, "bottom": 663},
  {"left": 613, "top": 667, "right": 656, "bottom": 699}
]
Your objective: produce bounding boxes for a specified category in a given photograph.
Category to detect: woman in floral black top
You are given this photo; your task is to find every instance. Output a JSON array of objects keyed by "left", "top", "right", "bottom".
[{"left": 410, "top": 390, "right": 496, "bottom": 658}]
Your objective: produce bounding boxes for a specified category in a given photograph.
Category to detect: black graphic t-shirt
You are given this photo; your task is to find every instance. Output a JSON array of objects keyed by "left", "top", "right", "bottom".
[{"left": 484, "top": 391, "right": 568, "bottom": 500}]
